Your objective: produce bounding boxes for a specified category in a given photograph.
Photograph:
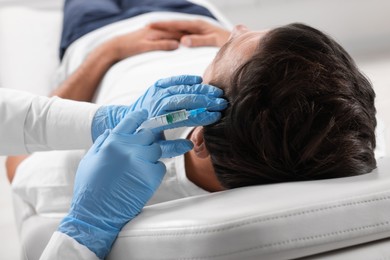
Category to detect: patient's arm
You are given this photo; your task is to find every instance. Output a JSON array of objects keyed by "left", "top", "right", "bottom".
[
  {"left": 52, "top": 26, "right": 183, "bottom": 102},
  {"left": 150, "top": 20, "right": 231, "bottom": 48},
  {"left": 6, "top": 155, "right": 28, "bottom": 183}
]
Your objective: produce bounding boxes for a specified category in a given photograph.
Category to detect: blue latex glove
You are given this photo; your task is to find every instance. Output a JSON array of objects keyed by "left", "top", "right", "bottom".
[
  {"left": 58, "top": 110, "right": 172, "bottom": 259},
  {"left": 129, "top": 75, "right": 227, "bottom": 119},
  {"left": 91, "top": 75, "right": 227, "bottom": 157},
  {"left": 91, "top": 105, "right": 129, "bottom": 141}
]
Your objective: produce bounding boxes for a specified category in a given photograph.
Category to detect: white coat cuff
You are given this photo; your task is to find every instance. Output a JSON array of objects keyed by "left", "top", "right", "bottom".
[
  {"left": 25, "top": 97, "right": 98, "bottom": 152},
  {"left": 40, "top": 231, "right": 98, "bottom": 260}
]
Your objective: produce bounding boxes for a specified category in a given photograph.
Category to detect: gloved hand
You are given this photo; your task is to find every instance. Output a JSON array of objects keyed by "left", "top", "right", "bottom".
[
  {"left": 91, "top": 75, "right": 227, "bottom": 157},
  {"left": 129, "top": 75, "right": 226, "bottom": 119},
  {"left": 58, "top": 110, "right": 173, "bottom": 259},
  {"left": 91, "top": 105, "right": 129, "bottom": 142}
]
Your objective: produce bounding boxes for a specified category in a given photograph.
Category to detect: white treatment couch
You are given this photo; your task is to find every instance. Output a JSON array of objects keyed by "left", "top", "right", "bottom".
[
  {"left": 13, "top": 157, "right": 390, "bottom": 259},
  {"left": 1, "top": 1, "right": 390, "bottom": 259}
]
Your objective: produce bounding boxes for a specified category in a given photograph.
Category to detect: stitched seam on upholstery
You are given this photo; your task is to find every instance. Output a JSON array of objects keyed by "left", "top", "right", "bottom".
[
  {"left": 124, "top": 193, "right": 390, "bottom": 237},
  {"left": 158, "top": 221, "right": 390, "bottom": 260}
]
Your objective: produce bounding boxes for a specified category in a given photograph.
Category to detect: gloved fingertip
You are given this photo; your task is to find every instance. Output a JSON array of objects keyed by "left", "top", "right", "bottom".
[
  {"left": 152, "top": 142, "right": 163, "bottom": 159},
  {"left": 195, "top": 111, "right": 222, "bottom": 126},
  {"left": 210, "top": 98, "right": 228, "bottom": 110},
  {"left": 192, "top": 75, "right": 203, "bottom": 84},
  {"left": 138, "top": 109, "right": 149, "bottom": 118},
  {"left": 182, "top": 140, "right": 194, "bottom": 151},
  {"left": 156, "top": 161, "right": 167, "bottom": 174},
  {"left": 161, "top": 140, "right": 194, "bottom": 158},
  {"left": 183, "top": 75, "right": 203, "bottom": 84},
  {"left": 209, "top": 86, "right": 224, "bottom": 97},
  {"left": 156, "top": 75, "right": 202, "bottom": 88}
]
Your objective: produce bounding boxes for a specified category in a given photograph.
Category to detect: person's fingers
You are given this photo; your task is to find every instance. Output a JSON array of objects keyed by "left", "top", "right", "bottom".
[
  {"left": 159, "top": 139, "right": 194, "bottom": 158},
  {"left": 179, "top": 111, "right": 222, "bottom": 126},
  {"left": 149, "top": 29, "right": 184, "bottom": 41},
  {"left": 113, "top": 110, "right": 148, "bottom": 134},
  {"left": 88, "top": 129, "right": 111, "bottom": 154},
  {"left": 110, "top": 110, "right": 157, "bottom": 147},
  {"left": 148, "top": 40, "right": 180, "bottom": 51},
  {"left": 181, "top": 34, "right": 217, "bottom": 47},
  {"left": 134, "top": 142, "right": 162, "bottom": 162},
  {"left": 166, "top": 83, "right": 224, "bottom": 97},
  {"left": 150, "top": 20, "right": 202, "bottom": 34},
  {"left": 155, "top": 75, "right": 203, "bottom": 88},
  {"left": 187, "top": 111, "right": 222, "bottom": 126},
  {"left": 159, "top": 94, "right": 227, "bottom": 111}
]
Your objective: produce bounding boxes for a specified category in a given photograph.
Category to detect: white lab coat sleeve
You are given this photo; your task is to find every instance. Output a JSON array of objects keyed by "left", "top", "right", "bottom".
[
  {"left": 40, "top": 231, "right": 99, "bottom": 260},
  {"left": 0, "top": 89, "right": 32, "bottom": 155},
  {"left": 24, "top": 94, "right": 98, "bottom": 153},
  {"left": 0, "top": 88, "right": 99, "bottom": 155}
]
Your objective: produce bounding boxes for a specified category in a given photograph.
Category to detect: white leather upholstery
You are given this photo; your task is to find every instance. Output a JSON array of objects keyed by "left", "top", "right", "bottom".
[
  {"left": 300, "top": 238, "right": 390, "bottom": 259},
  {"left": 105, "top": 157, "right": 390, "bottom": 259},
  {"left": 13, "top": 158, "right": 390, "bottom": 260}
]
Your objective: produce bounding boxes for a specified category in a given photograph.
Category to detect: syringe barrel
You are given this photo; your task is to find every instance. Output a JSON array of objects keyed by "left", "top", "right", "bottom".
[
  {"left": 138, "top": 109, "right": 189, "bottom": 130},
  {"left": 138, "top": 115, "right": 168, "bottom": 129}
]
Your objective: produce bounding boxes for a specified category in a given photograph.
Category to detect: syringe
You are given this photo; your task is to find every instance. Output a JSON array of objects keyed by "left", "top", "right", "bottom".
[{"left": 137, "top": 108, "right": 207, "bottom": 131}]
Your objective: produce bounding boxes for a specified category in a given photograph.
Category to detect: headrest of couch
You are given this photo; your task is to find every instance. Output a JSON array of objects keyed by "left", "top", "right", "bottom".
[{"left": 108, "top": 157, "right": 390, "bottom": 259}]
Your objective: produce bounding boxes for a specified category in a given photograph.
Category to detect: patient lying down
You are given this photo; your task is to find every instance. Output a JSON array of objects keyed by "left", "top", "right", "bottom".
[{"left": 8, "top": 17, "right": 376, "bottom": 207}]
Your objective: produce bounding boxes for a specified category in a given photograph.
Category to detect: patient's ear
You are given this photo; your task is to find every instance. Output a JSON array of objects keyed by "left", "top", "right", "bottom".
[{"left": 190, "top": 127, "right": 209, "bottom": 159}]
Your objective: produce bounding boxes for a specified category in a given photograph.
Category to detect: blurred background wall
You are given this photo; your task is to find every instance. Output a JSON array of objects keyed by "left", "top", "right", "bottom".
[
  {"left": 0, "top": 0, "right": 389, "bottom": 56},
  {"left": 212, "top": 0, "right": 390, "bottom": 58}
]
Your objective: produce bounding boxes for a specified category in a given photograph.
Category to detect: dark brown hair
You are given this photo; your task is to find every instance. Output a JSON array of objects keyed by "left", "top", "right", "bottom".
[{"left": 204, "top": 23, "right": 376, "bottom": 189}]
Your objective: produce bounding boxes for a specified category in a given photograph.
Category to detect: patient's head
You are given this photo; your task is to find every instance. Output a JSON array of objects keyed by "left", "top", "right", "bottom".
[{"left": 201, "top": 23, "right": 376, "bottom": 189}]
